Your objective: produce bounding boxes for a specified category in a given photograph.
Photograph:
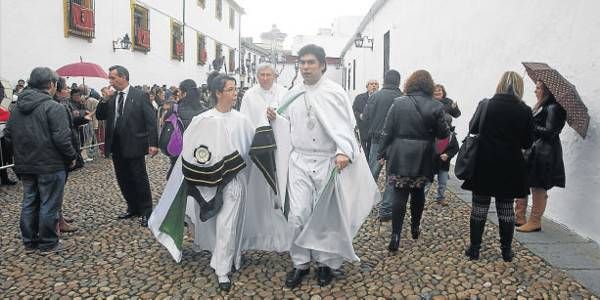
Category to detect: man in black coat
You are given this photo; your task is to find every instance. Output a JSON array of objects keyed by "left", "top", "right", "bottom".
[
  {"left": 96, "top": 65, "right": 158, "bottom": 227},
  {"left": 362, "top": 70, "right": 403, "bottom": 221},
  {"left": 352, "top": 80, "right": 379, "bottom": 156}
]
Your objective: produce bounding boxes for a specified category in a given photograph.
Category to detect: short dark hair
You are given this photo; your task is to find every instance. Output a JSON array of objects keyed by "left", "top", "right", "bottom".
[
  {"left": 298, "top": 44, "right": 327, "bottom": 74},
  {"left": 109, "top": 65, "right": 129, "bottom": 81},
  {"left": 209, "top": 74, "right": 236, "bottom": 96},
  {"left": 56, "top": 77, "right": 67, "bottom": 93},
  {"left": 27, "top": 67, "right": 59, "bottom": 90},
  {"left": 404, "top": 70, "right": 435, "bottom": 96},
  {"left": 70, "top": 88, "right": 81, "bottom": 97},
  {"left": 384, "top": 70, "right": 401, "bottom": 86}
]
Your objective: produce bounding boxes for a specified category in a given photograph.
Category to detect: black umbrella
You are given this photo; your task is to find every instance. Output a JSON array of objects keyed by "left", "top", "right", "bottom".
[{"left": 249, "top": 125, "right": 278, "bottom": 194}]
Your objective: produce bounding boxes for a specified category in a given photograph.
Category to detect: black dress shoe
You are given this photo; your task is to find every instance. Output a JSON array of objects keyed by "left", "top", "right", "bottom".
[
  {"left": 218, "top": 281, "right": 231, "bottom": 292},
  {"left": 117, "top": 212, "right": 137, "bottom": 219},
  {"left": 388, "top": 233, "right": 400, "bottom": 252},
  {"left": 285, "top": 268, "right": 309, "bottom": 288},
  {"left": 411, "top": 227, "right": 420, "bottom": 240},
  {"left": 317, "top": 266, "right": 333, "bottom": 287},
  {"left": 140, "top": 215, "right": 149, "bottom": 227}
]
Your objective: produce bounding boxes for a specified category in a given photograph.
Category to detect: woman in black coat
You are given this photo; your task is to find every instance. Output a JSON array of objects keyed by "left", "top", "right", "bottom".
[
  {"left": 461, "top": 71, "right": 534, "bottom": 262},
  {"left": 515, "top": 80, "right": 566, "bottom": 232},
  {"left": 378, "top": 70, "right": 449, "bottom": 252}
]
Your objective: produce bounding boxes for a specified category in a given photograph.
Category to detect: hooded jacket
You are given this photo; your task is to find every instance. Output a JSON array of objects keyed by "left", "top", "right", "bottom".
[{"left": 4, "top": 88, "right": 77, "bottom": 174}]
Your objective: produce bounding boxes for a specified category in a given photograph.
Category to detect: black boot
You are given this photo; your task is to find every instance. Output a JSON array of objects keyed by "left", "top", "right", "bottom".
[
  {"left": 410, "top": 188, "right": 425, "bottom": 240},
  {"left": 285, "top": 268, "right": 309, "bottom": 288},
  {"left": 465, "top": 218, "right": 486, "bottom": 260},
  {"left": 499, "top": 221, "right": 515, "bottom": 262},
  {"left": 316, "top": 266, "right": 333, "bottom": 286},
  {"left": 388, "top": 233, "right": 400, "bottom": 252}
]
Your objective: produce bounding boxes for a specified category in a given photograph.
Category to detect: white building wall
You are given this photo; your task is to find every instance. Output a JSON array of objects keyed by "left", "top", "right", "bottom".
[
  {"left": 0, "top": 0, "right": 242, "bottom": 89},
  {"left": 343, "top": 0, "right": 600, "bottom": 243}
]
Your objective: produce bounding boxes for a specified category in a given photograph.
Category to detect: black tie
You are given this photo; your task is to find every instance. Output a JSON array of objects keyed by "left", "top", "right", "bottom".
[{"left": 117, "top": 92, "right": 125, "bottom": 118}]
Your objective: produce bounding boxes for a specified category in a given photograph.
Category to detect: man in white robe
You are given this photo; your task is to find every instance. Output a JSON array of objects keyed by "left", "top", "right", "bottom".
[
  {"left": 239, "top": 63, "right": 291, "bottom": 250},
  {"left": 268, "top": 44, "right": 380, "bottom": 288}
]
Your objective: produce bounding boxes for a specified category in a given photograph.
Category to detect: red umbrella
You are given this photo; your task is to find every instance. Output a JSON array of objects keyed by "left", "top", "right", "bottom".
[
  {"left": 522, "top": 62, "right": 590, "bottom": 139},
  {"left": 56, "top": 61, "right": 108, "bottom": 79}
]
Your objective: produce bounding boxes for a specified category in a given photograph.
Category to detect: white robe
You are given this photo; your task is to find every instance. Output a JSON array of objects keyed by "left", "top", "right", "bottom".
[
  {"left": 280, "top": 77, "right": 380, "bottom": 268},
  {"left": 239, "top": 83, "right": 292, "bottom": 252},
  {"left": 149, "top": 108, "right": 288, "bottom": 277}
]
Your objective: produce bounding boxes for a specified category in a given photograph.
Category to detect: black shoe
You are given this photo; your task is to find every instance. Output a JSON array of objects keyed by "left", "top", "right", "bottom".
[
  {"left": 117, "top": 212, "right": 137, "bottom": 219},
  {"left": 388, "top": 233, "right": 400, "bottom": 252},
  {"left": 285, "top": 268, "right": 309, "bottom": 288},
  {"left": 140, "top": 215, "right": 149, "bottom": 227},
  {"left": 317, "top": 266, "right": 333, "bottom": 287},
  {"left": 501, "top": 247, "right": 514, "bottom": 262},
  {"left": 411, "top": 227, "right": 420, "bottom": 240},
  {"left": 464, "top": 245, "right": 480, "bottom": 260},
  {"left": 218, "top": 281, "right": 231, "bottom": 292}
]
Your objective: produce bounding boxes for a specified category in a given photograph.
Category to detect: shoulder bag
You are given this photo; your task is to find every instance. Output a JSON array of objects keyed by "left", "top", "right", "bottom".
[{"left": 454, "top": 99, "right": 489, "bottom": 180}]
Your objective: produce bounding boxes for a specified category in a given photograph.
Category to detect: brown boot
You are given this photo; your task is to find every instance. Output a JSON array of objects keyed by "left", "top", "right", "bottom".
[
  {"left": 516, "top": 193, "right": 547, "bottom": 232},
  {"left": 59, "top": 216, "right": 79, "bottom": 233},
  {"left": 514, "top": 198, "right": 527, "bottom": 227}
]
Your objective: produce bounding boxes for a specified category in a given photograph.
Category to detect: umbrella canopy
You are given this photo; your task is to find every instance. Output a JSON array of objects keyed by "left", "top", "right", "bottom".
[
  {"left": 56, "top": 61, "right": 108, "bottom": 79},
  {"left": 522, "top": 62, "right": 590, "bottom": 138}
]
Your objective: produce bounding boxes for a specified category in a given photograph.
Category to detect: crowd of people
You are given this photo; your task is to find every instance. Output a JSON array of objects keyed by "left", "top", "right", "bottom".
[{"left": 2, "top": 42, "right": 568, "bottom": 292}]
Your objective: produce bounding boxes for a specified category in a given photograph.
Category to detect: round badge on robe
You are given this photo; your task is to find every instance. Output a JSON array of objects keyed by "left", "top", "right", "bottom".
[{"left": 194, "top": 145, "right": 211, "bottom": 164}]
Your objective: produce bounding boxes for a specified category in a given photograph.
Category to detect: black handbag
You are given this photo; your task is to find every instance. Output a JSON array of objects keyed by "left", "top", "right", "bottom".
[{"left": 455, "top": 99, "right": 489, "bottom": 180}]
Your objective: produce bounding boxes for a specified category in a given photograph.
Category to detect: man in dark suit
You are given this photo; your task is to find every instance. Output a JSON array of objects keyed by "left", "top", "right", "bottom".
[
  {"left": 96, "top": 65, "right": 158, "bottom": 227},
  {"left": 352, "top": 80, "right": 379, "bottom": 157}
]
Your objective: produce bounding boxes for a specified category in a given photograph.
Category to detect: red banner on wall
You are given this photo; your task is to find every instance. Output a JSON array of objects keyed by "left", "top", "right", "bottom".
[
  {"left": 136, "top": 28, "right": 150, "bottom": 49},
  {"left": 71, "top": 3, "right": 94, "bottom": 32}
]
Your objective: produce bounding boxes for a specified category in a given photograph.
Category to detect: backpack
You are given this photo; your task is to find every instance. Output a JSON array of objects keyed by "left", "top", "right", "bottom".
[{"left": 159, "top": 104, "right": 184, "bottom": 157}]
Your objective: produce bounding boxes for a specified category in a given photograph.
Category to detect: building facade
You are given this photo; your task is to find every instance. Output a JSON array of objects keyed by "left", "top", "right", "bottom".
[
  {"left": 0, "top": 0, "right": 244, "bottom": 89},
  {"left": 341, "top": 0, "right": 600, "bottom": 244}
]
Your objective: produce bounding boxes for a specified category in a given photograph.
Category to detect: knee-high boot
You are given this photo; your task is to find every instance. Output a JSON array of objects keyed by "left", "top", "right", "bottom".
[
  {"left": 514, "top": 198, "right": 527, "bottom": 227},
  {"left": 498, "top": 221, "right": 514, "bottom": 262},
  {"left": 516, "top": 194, "right": 547, "bottom": 232},
  {"left": 465, "top": 218, "right": 486, "bottom": 260}
]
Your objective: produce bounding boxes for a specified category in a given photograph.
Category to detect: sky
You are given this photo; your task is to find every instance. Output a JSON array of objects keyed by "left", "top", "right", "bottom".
[{"left": 236, "top": 0, "right": 374, "bottom": 44}]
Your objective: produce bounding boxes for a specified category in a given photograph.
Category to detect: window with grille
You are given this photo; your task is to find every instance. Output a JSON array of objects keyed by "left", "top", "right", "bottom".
[
  {"left": 65, "top": 0, "right": 95, "bottom": 39},
  {"left": 133, "top": 4, "right": 150, "bottom": 52},
  {"left": 197, "top": 34, "right": 207, "bottom": 65},
  {"left": 229, "top": 7, "right": 235, "bottom": 29},
  {"left": 171, "top": 20, "right": 184, "bottom": 60},
  {"left": 215, "top": 0, "right": 222, "bottom": 20}
]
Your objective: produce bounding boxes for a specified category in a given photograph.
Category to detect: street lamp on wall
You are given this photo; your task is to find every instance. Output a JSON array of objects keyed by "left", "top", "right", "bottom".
[
  {"left": 112, "top": 34, "right": 132, "bottom": 52},
  {"left": 354, "top": 33, "right": 373, "bottom": 51}
]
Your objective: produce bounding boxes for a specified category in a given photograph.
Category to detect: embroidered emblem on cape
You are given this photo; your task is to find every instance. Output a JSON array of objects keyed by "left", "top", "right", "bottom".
[{"left": 194, "top": 145, "right": 211, "bottom": 164}]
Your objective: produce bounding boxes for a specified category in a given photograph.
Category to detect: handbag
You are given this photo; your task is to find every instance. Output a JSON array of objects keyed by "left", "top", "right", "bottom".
[
  {"left": 454, "top": 99, "right": 489, "bottom": 180},
  {"left": 159, "top": 104, "right": 184, "bottom": 157}
]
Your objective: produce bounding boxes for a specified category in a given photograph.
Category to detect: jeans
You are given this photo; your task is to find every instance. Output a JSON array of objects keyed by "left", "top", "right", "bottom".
[
  {"left": 424, "top": 170, "right": 449, "bottom": 201},
  {"left": 20, "top": 170, "right": 67, "bottom": 250},
  {"left": 368, "top": 141, "right": 393, "bottom": 218}
]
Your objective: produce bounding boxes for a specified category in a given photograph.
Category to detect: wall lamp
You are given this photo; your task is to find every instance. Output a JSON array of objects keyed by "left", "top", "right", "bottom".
[
  {"left": 112, "top": 34, "right": 132, "bottom": 52},
  {"left": 354, "top": 33, "right": 373, "bottom": 50}
]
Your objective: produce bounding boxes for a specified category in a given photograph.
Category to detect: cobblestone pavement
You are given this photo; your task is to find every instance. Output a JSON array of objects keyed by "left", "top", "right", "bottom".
[{"left": 1, "top": 157, "right": 598, "bottom": 299}]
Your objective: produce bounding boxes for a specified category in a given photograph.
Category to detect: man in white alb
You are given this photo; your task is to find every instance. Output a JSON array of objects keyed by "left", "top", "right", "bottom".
[{"left": 268, "top": 44, "right": 379, "bottom": 288}]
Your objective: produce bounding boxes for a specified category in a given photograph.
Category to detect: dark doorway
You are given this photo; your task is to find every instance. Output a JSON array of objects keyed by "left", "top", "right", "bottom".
[{"left": 383, "top": 31, "right": 390, "bottom": 77}]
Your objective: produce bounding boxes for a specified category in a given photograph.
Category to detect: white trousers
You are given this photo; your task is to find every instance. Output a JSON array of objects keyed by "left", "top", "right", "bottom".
[
  {"left": 288, "top": 151, "right": 344, "bottom": 269},
  {"left": 209, "top": 177, "right": 243, "bottom": 277}
]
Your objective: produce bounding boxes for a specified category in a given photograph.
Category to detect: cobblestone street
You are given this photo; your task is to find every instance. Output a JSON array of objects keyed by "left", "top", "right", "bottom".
[{"left": 0, "top": 157, "right": 598, "bottom": 299}]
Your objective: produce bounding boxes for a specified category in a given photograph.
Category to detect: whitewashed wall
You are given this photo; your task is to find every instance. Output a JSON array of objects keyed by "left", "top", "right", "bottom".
[
  {"left": 342, "top": 0, "right": 600, "bottom": 243},
  {"left": 0, "top": 0, "right": 242, "bottom": 89}
]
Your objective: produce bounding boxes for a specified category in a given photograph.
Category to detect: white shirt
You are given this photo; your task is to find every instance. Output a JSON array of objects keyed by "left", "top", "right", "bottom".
[{"left": 114, "top": 84, "right": 130, "bottom": 121}]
